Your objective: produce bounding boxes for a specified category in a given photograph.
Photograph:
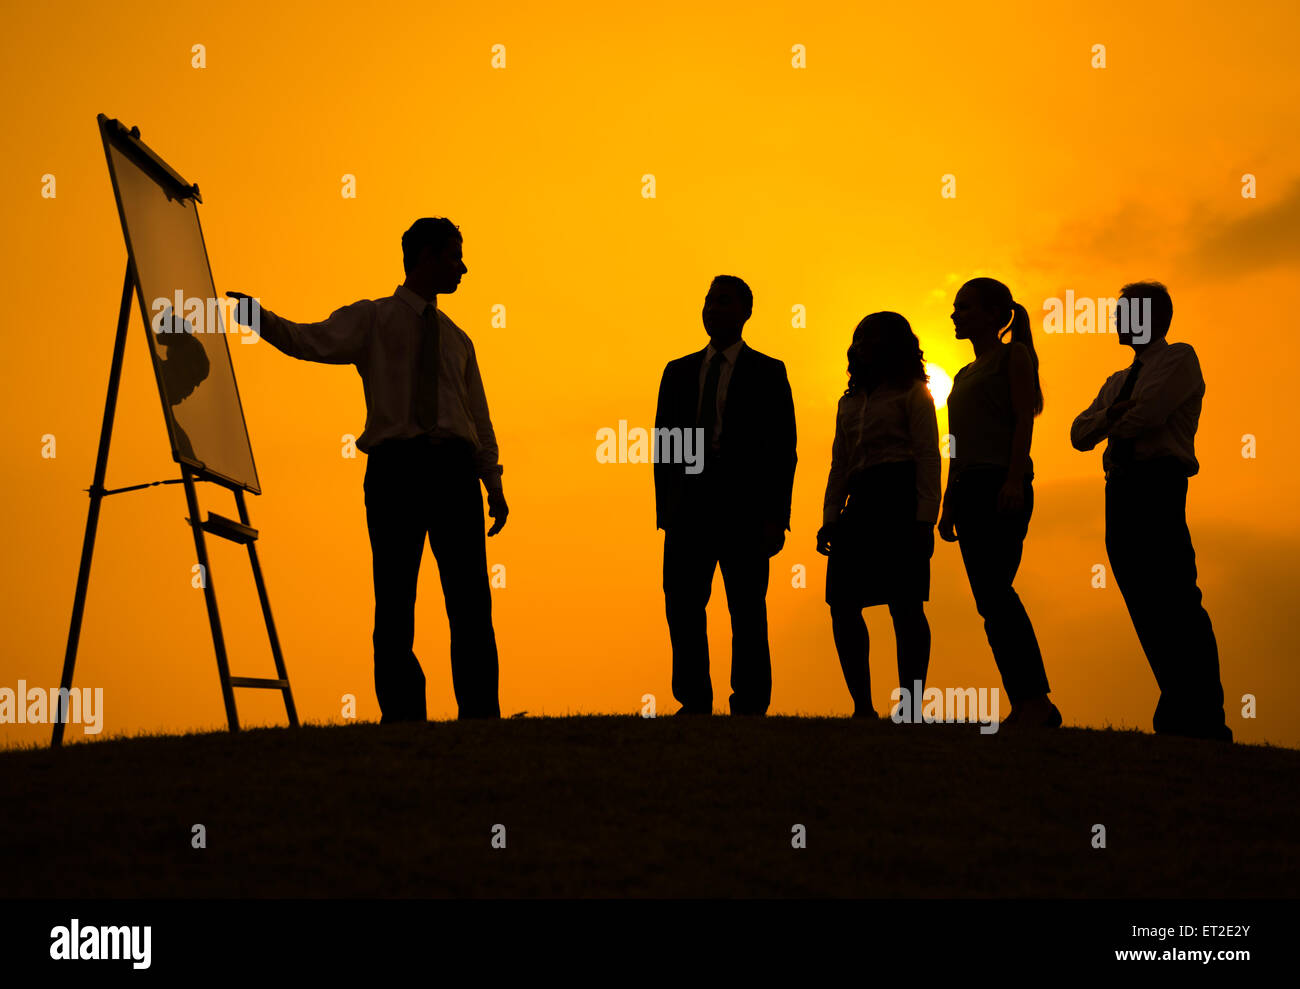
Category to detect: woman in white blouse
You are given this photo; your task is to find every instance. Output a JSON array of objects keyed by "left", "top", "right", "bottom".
[{"left": 817, "top": 312, "right": 941, "bottom": 718}]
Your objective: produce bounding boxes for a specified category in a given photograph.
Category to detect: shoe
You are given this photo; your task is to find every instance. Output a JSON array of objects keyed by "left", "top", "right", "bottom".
[
  {"left": 1158, "top": 723, "right": 1234, "bottom": 743},
  {"left": 1041, "top": 701, "right": 1063, "bottom": 728},
  {"left": 1004, "top": 696, "right": 1061, "bottom": 729}
]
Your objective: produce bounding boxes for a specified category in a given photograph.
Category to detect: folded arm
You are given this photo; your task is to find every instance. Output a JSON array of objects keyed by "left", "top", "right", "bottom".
[
  {"left": 1071, "top": 376, "right": 1119, "bottom": 452},
  {"left": 1109, "top": 347, "right": 1202, "bottom": 439}
]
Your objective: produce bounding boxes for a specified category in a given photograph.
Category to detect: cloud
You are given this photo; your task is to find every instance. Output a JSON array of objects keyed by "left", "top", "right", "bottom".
[
  {"left": 1012, "top": 180, "right": 1300, "bottom": 289},
  {"left": 1182, "top": 180, "right": 1300, "bottom": 278}
]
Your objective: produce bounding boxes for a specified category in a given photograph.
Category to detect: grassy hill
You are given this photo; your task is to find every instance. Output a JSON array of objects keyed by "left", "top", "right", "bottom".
[{"left": 1, "top": 715, "right": 1295, "bottom": 897}]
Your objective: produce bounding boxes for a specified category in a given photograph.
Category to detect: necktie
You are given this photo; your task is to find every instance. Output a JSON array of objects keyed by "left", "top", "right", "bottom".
[
  {"left": 1109, "top": 358, "right": 1143, "bottom": 464},
  {"left": 698, "top": 352, "right": 724, "bottom": 449},
  {"left": 417, "top": 304, "right": 441, "bottom": 431}
]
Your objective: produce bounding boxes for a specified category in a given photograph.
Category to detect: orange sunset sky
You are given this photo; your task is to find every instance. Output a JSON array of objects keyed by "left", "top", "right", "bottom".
[{"left": 3, "top": 0, "right": 1298, "bottom": 747}]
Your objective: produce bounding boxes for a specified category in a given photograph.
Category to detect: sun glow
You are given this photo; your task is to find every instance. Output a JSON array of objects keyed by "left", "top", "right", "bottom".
[{"left": 925, "top": 363, "right": 953, "bottom": 409}]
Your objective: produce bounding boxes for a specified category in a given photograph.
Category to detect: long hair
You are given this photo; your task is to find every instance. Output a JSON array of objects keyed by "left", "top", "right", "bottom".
[
  {"left": 961, "top": 277, "right": 1044, "bottom": 415},
  {"left": 845, "top": 311, "right": 927, "bottom": 396}
]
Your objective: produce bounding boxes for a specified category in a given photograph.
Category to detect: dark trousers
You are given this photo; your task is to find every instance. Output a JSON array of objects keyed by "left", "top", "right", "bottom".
[
  {"left": 364, "top": 436, "right": 500, "bottom": 721},
  {"left": 664, "top": 515, "right": 772, "bottom": 715},
  {"left": 1105, "top": 460, "right": 1230, "bottom": 741},
  {"left": 952, "top": 466, "right": 1050, "bottom": 705}
]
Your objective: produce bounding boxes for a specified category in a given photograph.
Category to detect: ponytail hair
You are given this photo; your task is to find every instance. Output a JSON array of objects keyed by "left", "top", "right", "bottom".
[
  {"left": 961, "top": 277, "right": 1044, "bottom": 416},
  {"left": 1004, "top": 301, "right": 1044, "bottom": 416}
]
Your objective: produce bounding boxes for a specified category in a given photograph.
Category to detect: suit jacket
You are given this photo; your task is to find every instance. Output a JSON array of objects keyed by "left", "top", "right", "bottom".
[{"left": 654, "top": 343, "right": 797, "bottom": 532}]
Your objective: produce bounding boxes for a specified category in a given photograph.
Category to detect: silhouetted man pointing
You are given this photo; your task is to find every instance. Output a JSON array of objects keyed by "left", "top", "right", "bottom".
[
  {"left": 654, "top": 275, "right": 797, "bottom": 715},
  {"left": 229, "top": 218, "right": 506, "bottom": 721}
]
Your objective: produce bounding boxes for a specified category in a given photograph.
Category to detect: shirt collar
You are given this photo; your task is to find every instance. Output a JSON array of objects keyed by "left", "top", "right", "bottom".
[
  {"left": 1132, "top": 335, "right": 1170, "bottom": 366},
  {"left": 395, "top": 285, "right": 435, "bottom": 316},
  {"left": 704, "top": 338, "right": 745, "bottom": 364}
]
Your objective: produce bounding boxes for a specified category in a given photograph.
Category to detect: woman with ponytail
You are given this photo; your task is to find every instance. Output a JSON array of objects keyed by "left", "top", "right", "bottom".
[{"left": 938, "top": 278, "right": 1061, "bottom": 728}]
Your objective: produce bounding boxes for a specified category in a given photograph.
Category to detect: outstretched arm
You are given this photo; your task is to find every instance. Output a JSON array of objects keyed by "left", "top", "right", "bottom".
[{"left": 227, "top": 291, "right": 371, "bottom": 365}]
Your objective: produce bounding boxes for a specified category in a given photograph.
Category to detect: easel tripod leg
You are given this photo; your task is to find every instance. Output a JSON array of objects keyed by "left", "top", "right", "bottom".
[
  {"left": 236, "top": 488, "right": 299, "bottom": 728},
  {"left": 53, "top": 265, "right": 134, "bottom": 749},
  {"left": 182, "top": 467, "right": 240, "bottom": 732}
]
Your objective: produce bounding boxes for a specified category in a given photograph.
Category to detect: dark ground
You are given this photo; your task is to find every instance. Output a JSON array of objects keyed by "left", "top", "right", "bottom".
[{"left": 1, "top": 716, "right": 1295, "bottom": 897}]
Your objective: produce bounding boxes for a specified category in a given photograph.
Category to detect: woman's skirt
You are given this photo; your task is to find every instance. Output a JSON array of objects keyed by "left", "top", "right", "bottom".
[{"left": 825, "top": 459, "right": 930, "bottom": 608}]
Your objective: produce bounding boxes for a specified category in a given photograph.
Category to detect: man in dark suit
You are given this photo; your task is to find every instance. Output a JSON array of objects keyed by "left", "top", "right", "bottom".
[
  {"left": 1070, "top": 281, "right": 1231, "bottom": 742},
  {"left": 654, "top": 275, "right": 797, "bottom": 715}
]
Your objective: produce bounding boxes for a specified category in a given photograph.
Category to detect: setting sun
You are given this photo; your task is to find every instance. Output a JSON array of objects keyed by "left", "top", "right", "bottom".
[{"left": 925, "top": 362, "right": 953, "bottom": 409}]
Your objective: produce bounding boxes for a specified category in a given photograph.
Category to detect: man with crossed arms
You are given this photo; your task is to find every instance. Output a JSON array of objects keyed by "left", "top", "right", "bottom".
[{"left": 1071, "top": 281, "right": 1230, "bottom": 742}]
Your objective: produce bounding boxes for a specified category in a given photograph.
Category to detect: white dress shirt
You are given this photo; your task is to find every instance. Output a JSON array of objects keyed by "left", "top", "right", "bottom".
[
  {"left": 823, "top": 378, "right": 942, "bottom": 527},
  {"left": 696, "top": 338, "right": 745, "bottom": 448},
  {"left": 1070, "top": 336, "right": 1203, "bottom": 476},
  {"left": 255, "top": 285, "right": 503, "bottom": 489}
]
